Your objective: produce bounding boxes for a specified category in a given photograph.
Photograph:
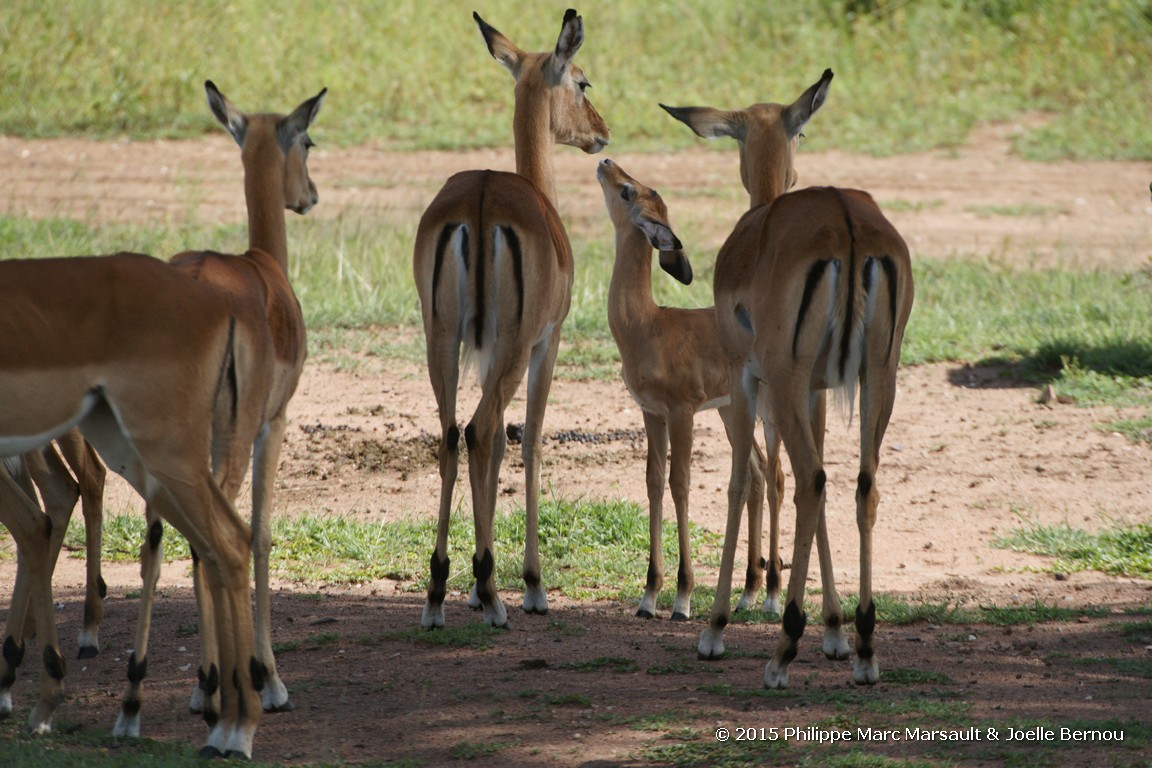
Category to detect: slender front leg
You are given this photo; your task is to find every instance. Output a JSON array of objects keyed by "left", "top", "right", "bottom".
[
  {"left": 0, "top": 466, "right": 65, "bottom": 734},
  {"left": 637, "top": 410, "right": 669, "bottom": 619},
  {"left": 699, "top": 365, "right": 757, "bottom": 660},
  {"left": 666, "top": 408, "right": 696, "bottom": 621},
  {"left": 113, "top": 509, "right": 164, "bottom": 737}
]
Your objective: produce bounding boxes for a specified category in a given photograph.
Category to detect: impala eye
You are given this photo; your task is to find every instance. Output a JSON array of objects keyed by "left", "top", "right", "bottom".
[{"left": 578, "top": 80, "right": 590, "bottom": 93}]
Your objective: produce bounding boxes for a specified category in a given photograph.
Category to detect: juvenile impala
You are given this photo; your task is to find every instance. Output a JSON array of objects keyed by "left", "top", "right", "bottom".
[
  {"left": 597, "top": 158, "right": 779, "bottom": 622},
  {"left": 414, "top": 9, "right": 608, "bottom": 628},
  {"left": 0, "top": 81, "right": 324, "bottom": 758},
  {"left": 663, "top": 69, "right": 914, "bottom": 686}
]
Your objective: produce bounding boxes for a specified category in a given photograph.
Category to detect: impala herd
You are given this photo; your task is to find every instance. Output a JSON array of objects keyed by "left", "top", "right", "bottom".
[{"left": 0, "top": 8, "right": 912, "bottom": 759}]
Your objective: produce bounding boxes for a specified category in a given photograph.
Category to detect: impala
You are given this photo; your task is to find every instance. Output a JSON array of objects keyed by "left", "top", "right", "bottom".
[
  {"left": 597, "top": 158, "right": 780, "bottom": 622},
  {"left": 662, "top": 69, "right": 914, "bottom": 686},
  {"left": 414, "top": 9, "right": 608, "bottom": 628},
  {"left": 0, "top": 81, "right": 324, "bottom": 758}
]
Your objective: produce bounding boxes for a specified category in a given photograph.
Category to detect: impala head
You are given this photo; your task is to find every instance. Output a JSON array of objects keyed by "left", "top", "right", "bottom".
[
  {"left": 205, "top": 80, "right": 327, "bottom": 215},
  {"left": 660, "top": 69, "right": 832, "bottom": 208},
  {"left": 597, "top": 158, "right": 692, "bottom": 285},
  {"left": 474, "top": 9, "right": 610, "bottom": 154}
]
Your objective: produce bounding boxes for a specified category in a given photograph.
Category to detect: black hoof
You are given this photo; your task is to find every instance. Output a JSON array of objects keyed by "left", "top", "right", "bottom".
[
  {"left": 0, "top": 710, "right": 10, "bottom": 721},
  {"left": 635, "top": 609, "right": 654, "bottom": 620},
  {"left": 223, "top": 750, "right": 252, "bottom": 761},
  {"left": 265, "top": 699, "right": 295, "bottom": 714},
  {"left": 697, "top": 651, "right": 725, "bottom": 661},
  {"left": 77, "top": 645, "right": 99, "bottom": 660},
  {"left": 522, "top": 606, "right": 548, "bottom": 616},
  {"left": 198, "top": 746, "right": 225, "bottom": 759},
  {"left": 670, "top": 612, "right": 690, "bottom": 622}
]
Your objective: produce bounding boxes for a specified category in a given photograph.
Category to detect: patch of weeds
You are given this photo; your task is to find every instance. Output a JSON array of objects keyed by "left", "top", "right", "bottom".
[
  {"left": 544, "top": 693, "right": 592, "bottom": 708},
  {"left": 272, "top": 639, "right": 302, "bottom": 654},
  {"left": 803, "top": 753, "right": 946, "bottom": 767},
  {"left": 378, "top": 623, "right": 504, "bottom": 650},
  {"left": 978, "top": 601, "right": 1109, "bottom": 626},
  {"left": 698, "top": 683, "right": 797, "bottom": 700},
  {"left": 561, "top": 656, "right": 638, "bottom": 673},
  {"left": 1120, "top": 620, "right": 1152, "bottom": 643},
  {"left": 647, "top": 661, "right": 720, "bottom": 676},
  {"left": 881, "top": 668, "right": 954, "bottom": 685},
  {"left": 642, "top": 737, "right": 787, "bottom": 767},
  {"left": 305, "top": 631, "right": 341, "bottom": 648},
  {"left": 630, "top": 711, "right": 696, "bottom": 732},
  {"left": 449, "top": 740, "right": 512, "bottom": 760},
  {"left": 994, "top": 521, "right": 1152, "bottom": 578},
  {"left": 546, "top": 619, "right": 587, "bottom": 637},
  {"left": 1103, "top": 415, "right": 1152, "bottom": 445}
]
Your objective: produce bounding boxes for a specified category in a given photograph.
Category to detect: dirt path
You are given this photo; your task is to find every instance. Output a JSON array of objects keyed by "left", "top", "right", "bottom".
[{"left": 1, "top": 131, "right": 1151, "bottom": 766}]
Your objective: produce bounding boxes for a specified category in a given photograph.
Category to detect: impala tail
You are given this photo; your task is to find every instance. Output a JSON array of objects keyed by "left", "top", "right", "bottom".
[
  {"left": 429, "top": 206, "right": 532, "bottom": 384},
  {"left": 789, "top": 189, "right": 907, "bottom": 422}
]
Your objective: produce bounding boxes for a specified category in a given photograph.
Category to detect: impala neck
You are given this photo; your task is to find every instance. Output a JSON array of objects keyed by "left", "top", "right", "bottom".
[
  {"left": 607, "top": 228, "right": 657, "bottom": 328},
  {"left": 743, "top": 140, "right": 796, "bottom": 209},
  {"left": 242, "top": 132, "right": 289, "bottom": 270},
  {"left": 512, "top": 93, "right": 558, "bottom": 206}
]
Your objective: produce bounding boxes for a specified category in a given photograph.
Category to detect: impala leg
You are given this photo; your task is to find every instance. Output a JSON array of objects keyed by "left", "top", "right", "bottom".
[
  {"left": 807, "top": 393, "right": 849, "bottom": 661},
  {"left": 760, "top": 425, "right": 786, "bottom": 615},
  {"left": 725, "top": 404, "right": 769, "bottom": 613},
  {"left": 853, "top": 369, "right": 896, "bottom": 685},
  {"left": 73, "top": 439, "right": 107, "bottom": 659},
  {"left": 764, "top": 390, "right": 825, "bottom": 690},
  {"left": 250, "top": 417, "right": 293, "bottom": 712},
  {"left": 113, "top": 507, "right": 163, "bottom": 737},
  {"left": 464, "top": 383, "right": 515, "bottom": 629},
  {"left": 152, "top": 473, "right": 261, "bottom": 759},
  {"left": 188, "top": 545, "right": 220, "bottom": 724},
  {"left": 699, "top": 367, "right": 757, "bottom": 660},
  {"left": 637, "top": 410, "right": 668, "bottom": 620},
  {"left": 520, "top": 330, "right": 561, "bottom": 616},
  {"left": 666, "top": 408, "right": 696, "bottom": 621},
  {"left": 22, "top": 447, "right": 79, "bottom": 641},
  {"left": 0, "top": 464, "right": 65, "bottom": 734},
  {"left": 422, "top": 338, "right": 460, "bottom": 629}
]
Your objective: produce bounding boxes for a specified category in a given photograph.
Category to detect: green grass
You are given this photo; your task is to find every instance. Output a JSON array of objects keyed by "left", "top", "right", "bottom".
[
  {"left": 67, "top": 498, "right": 721, "bottom": 604},
  {"left": 994, "top": 521, "right": 1152, "bottom": 578},
  {"left": 3, "top": 1, "right": 1149, "bottom": 160}
]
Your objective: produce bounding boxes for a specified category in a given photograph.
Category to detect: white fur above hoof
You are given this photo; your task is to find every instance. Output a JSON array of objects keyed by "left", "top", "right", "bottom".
[
  {"left": 853, "top": 657, "right": 880, "bottom": 685},
  {"left": 697, "top": 627, "right": 726, "bottom": 660},
  {"left": 763, "top": 660, "right": 790, "bottom": 689},
  {"left": 522, "top": 586, "right": 548, "bottom": 615},
  {"left": 762, "top": 593, "right": 781, "bottom": 616},
  {"left": 261, "top": 677, "right": 293, "bottom": 712},
  {"left": 482, "top": 600, "right": 508, "bottom": 629},
  {"left": 420, "top": 602, "right": 445, "bottom": 630},
  {"left": 823, "top": 626, "right": 851, "bottom": 660},
  {"left": 113, "top": 711, "right": 141, "bottom": 738},
  {"left": 467, "top": 584, "right": 482, "bottom": 610}
]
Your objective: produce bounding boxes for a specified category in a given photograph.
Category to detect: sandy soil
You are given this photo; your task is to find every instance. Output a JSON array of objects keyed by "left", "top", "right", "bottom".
[{"left": 1, "top": 127, "right": 1151, "bottom": 766}]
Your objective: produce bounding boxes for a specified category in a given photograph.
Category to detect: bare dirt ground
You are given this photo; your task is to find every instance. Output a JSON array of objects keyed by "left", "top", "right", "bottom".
[{"left": 1, "top": 127, "right": 1151, "bottom": 766}]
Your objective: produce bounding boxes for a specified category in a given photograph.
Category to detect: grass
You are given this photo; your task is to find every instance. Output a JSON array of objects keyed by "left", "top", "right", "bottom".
[
  {"left": 993, "top": 521, "right": 1152, "bottom": 578},
  {"left": 2, "top": 1, "right": 1149, "bottom": 160},
  {"left": 65, "top": 498, "right": 722, "bottom": 605}
]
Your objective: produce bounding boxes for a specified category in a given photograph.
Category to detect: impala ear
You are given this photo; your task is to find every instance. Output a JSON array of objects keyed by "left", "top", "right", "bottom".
[
  {"left": 658, "top": 247, "right": 693, "bottom": 286},
  {"left": 634, "top": 215, "right": 692, "bottom": 285},
  {"left": 206, "top": 80, "right": 246, "bottom": 147},
  {"left": 475, "top": 11, "right": 525, "bottom": 77},
  {"left": 784, "top": 68, "right": 833, "bottom": 138},
  {"left": 660, "top": 104, "right": 746, "bottom": 143},
  {"left": 282, "top": 87, "right": 327, "bottom": 143},
  {"left": 549, "top": 8, "right": 584, "bottom": 78}
]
